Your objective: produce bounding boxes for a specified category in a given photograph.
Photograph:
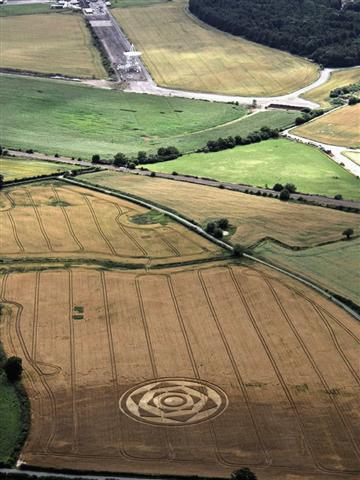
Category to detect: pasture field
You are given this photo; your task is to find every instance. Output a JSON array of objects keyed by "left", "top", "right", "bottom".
[
  {"left": 1, "top": 264, "right": 359, "bottom": 478},
  {"left": 113, "top": 0, "right": 319, "bottom": 96},
  {"left": 148, "top": 139, "right": 360, "bottom": 200},
  {"left": 301, "top": 67, "right": 360, "bottom": 108},
  {"left": 0, "top": 75, "right": 298, "bottom": 159},
  {"left": 0, "top": 182, "right": 221, "bottom": 265},
  {"left": 81, "top": 171, "right": 360, "bottom": 247},
  {"left": 293, "top": 104, "right": 360, "bottom": 149},
  {"left": 111, "top": 0, "right": 167, "bottom": 7},
  {"left": 0, "top": 157, "right": 82, "bottom": 181},
  {"left": 344, "top": 151, "right": 360, "bottom": 166},
  {"left": 0, "top": 14, "right": 105, "bottom": 78},
  {"left": 0, "top": 3, "right": 55, "bottom": 16},
  {"left": 254, "top": 239, "right": 360, "bottom": 305}
]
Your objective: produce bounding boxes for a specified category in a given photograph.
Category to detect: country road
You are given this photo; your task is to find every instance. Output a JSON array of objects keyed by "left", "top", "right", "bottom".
[{"left": 6, "top": 148, "right": 360, "bottom": 209}]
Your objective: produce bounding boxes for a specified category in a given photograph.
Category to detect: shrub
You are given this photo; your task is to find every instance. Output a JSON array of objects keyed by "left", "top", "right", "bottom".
[
  {"left": 233, "top": 244, "right": 245, "bottom": 257},
  {"left": 273, "top": 183, "right": 283, "bottom": 191},
  {"left": 231, "top": 467, "right": 257, "bottom": 480},
  {"left": 150, "top": 171, "right": 156, "bottom": 177},
  {"left": 279, "top": 188, "right": 290, "bottom": 201},
  {"left": 92, "top": 154, "right": 101, "bottom": 164},
  {"left": 284, "top": 183, "right": 297, "bottom": 193},
  {"left": 172, "top": 171, "right": 178, "bottom": 176},
  {"left": 54, "top": 153, "right": 59, "bottom": 158},
  {"left": 4, "top": 356, "right": 23, "bottom": 383},
  {"left": 205, "top": 222, "right": 216, "bottom": 234},
  {"left": 217, "top": 218, "right": 229, "bottom": 230},
  {"left": 213, "top": 227, "right": 223, "bottom": 239},
  {"left": 334, "top": 194, "right": 343, "bottom": 200}
]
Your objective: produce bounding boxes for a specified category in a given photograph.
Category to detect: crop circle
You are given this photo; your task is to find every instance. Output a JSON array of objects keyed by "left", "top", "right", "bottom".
[{"left": 119, "top": 378, "right": 228, "bottom": 426}]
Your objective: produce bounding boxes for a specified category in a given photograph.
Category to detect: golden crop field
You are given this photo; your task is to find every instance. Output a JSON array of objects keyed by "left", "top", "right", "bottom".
[
  {"left": 81, "top": 171, "right": 360, "bottom": 248},
  {"left": 0, "top": 182, "right": 221, "bottom": 265},
  {"left": 344, "top": 151, "right": 360, "bottom": 166},
  {"left": 293, "top": 104, "right": 360, "bottom": 148},
  {"left": 113, "top": 0, "right": 319, "bottom": 96},
  {"left": 0, "top": 14, "right": 106, "bottom": 78},
  {"left": 1, "top": 264, "right": 359, "bottom": 479},
  {"left": 302, "top": 67, "right": 360, "bottom": 108}
]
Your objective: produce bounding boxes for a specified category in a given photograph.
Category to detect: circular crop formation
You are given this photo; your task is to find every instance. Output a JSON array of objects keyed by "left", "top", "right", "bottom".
[{"left": 119, "top": 378, "right": 228, "bottom": 426}]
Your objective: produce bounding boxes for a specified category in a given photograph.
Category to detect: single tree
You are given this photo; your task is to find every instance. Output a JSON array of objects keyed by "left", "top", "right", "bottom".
[
  {"left": 342, "top": 228, "right": 354, "bottom": 240},
  {"left": 279, "top": 188, "right": 290, "bottom": 201},
  {"left": 231, "top": 467, "right": 257, "bottom": 480},
  {"left": 4, "top": 356, "right": 23, "bottom": 383},
  {"left": 137, "top": 151, "right": 148, "bottom": 163},
  {"left": 92, "top": 154, "right": 101, "bottom": 164}
]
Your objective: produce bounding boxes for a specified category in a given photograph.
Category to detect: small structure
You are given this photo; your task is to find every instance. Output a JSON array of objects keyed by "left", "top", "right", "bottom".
[{"left": 122, "top": 47, "right": 142, "bottom": 73}]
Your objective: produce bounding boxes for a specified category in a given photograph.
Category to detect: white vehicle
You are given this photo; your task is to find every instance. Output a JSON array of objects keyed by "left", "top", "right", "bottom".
[
  {"left": 83, "top": 7, "right": 94, "bottom": 14},
  {"left": 105, "top": 1, "right": 111, "bottom": 5}
]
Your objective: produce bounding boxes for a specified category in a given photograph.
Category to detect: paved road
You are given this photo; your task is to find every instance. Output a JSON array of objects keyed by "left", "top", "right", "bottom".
[
  {"left": 125, "top": 68, "right": 335, "bottom": 110},
  {"left": 7, "top": 149, "right": 360, "bottom": 209}
]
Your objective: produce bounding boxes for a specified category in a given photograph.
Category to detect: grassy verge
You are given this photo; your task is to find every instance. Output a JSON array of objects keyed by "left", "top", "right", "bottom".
[
  {"left": 148, "top": 138, "right": 360, "bottom": 200},
  {"left": 0, "top": 3, "right": 57, "bottom": 16}
]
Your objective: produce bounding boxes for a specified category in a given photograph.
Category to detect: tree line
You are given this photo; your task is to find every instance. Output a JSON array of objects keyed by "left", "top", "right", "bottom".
[{"left": 189, "top": 0, "right": 360, "bottom": 67}]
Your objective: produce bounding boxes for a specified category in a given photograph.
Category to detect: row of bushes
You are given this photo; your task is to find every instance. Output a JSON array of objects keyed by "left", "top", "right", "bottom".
[
  {"left": 92, "top": 146, "right": 182, "bottom": 168},
  {"left": 203, "top": 126, "right": 280, "bottom": 153},
  {"left": 329, "top": 81, "right": 360, "bottom": 106},
  {"left": 294, "top": 108, "right": 325, "bottom": 126}
]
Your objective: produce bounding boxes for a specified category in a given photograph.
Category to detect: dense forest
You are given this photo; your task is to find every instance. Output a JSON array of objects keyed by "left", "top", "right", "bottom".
[{"left": 189, "top": 0, "right": 360, "bottom": 67}]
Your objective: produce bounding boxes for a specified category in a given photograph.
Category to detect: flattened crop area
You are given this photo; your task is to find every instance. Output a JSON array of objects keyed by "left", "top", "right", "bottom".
[
  {"left": 114, "top": 0, "right": 318, "bottom": 96},
  {"left": 0, "top": 14, "right": 105, "bottom": 78},
  {"left": 0, "top": 183, "right": 219, "bottom": 265},
  {"left": 1, "top": 265, "right": 359, "bottom": 478}
]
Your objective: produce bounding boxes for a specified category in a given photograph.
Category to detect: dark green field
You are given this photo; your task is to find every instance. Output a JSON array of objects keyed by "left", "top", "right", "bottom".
[{"left": 0, "top": 75, "right": 298, "bottom": 159}]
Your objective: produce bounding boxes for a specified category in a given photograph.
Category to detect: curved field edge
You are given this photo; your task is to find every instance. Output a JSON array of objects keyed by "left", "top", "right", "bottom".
[
  {"left": 113, "top": 0, "right": 319, "bottom": 97},
  {"left": 147, "top": 138, "right": 360, "bottom": 201},
  {"left": 301, "top": 67, "right": 360, "bottom": 108},
  {"left": 0, "top": 321, "right": 30, "bottom": 467}
]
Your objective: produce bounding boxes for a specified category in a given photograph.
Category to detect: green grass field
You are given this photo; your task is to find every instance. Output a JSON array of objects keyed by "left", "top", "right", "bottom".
[
  {"left": 111, "top": 0, "right": 166, "bottom": 7},
  {"left": 0, "top": 75, "right": 297, "bottom": 159},
  {"left": 0, "top": 13, "right": 105, "bottom": 78},
  {"left": 0, "top": 370, "right": 21, "bottom": 466},
  {"left": 114, "top": 0, "right": 319, "bottom": 96},
  {"left": 0, "top": 3, "right": 55, "bottom": 16},
  {"left": 253, "top": 238, "right": 360, "bottom": 305},
  {"left": 149, "top": 138, "right": 360, "bottom": 200},
  {"left": 0, "top": 157, "right": 82, "bottom": 181}
]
